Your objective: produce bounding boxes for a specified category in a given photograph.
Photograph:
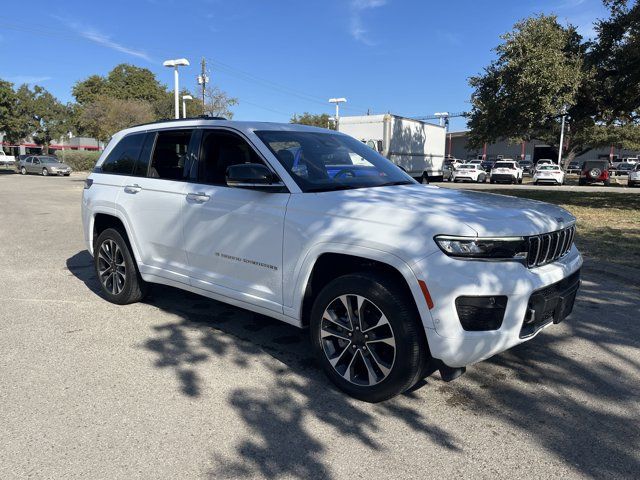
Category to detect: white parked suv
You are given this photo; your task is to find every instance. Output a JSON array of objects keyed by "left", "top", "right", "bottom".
[
  {"left": 490, "top": 160, "right": 523, "bottom": 184},
  {"left": 629, "top": 163, "right": 640, "bottom": 187},
  {"left": 81, "top": 119, "right": 582, "bottom": 402}
]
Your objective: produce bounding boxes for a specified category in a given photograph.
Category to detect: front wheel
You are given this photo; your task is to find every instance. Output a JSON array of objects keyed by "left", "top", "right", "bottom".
[
  {"left": 20, "top": 167, "right": 27, "bottom": 175},
  {"left": 518, "top": 177, "right": 523, "bottom": 184},
  {"left": 42, "top": 168, "right": 49, "bottom": 176},
  {"left": 477, "top": 174, "right": 485, "bottom": 183},
  {"left": 310, "top": 273, "right": 428, "bottom": 403},
  {"left": 94, "top": 228, "right": 147, "bottom": 305}
]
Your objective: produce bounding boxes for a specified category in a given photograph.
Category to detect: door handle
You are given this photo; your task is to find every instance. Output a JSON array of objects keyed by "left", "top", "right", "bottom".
[
  {"left": 124, "top": 184, "right": 142, "bottom": 194},
  {"left": 186, "top": 192, "right": 210, "bottom": 203}
]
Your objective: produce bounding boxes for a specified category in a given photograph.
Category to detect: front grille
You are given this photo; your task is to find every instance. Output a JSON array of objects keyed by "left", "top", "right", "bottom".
[{"left": 526, "top": 225, "right": 575, "bottom": 268}]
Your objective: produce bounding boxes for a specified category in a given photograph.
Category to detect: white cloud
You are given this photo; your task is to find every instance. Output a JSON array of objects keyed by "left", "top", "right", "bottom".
[
  {"left": 52, "top": 16, "right": 153, "bottom": 62},
  {"left": 349, "top": 0, "right": 387, "bottom": 46},
  {"left": 6, "top": 75, "right": 52, "bottom": 85}
]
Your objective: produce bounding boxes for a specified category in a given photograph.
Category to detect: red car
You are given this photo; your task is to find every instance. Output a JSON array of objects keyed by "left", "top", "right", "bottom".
[{"left": 578, "top": 160, "right": 610, "bottom": 186}]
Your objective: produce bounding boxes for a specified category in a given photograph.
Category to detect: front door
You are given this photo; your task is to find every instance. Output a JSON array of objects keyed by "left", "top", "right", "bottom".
[{"left": 181, "top": 129, "right": 289, "bottom": 313}]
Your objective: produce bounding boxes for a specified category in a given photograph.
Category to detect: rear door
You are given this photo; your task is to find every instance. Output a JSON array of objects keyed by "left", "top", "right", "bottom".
[
  {"left": 181, "top": 128, "right": 289, "bottom": 313},
  {"left": 113, "top": 128, "right": 197, "bottom": 285}
]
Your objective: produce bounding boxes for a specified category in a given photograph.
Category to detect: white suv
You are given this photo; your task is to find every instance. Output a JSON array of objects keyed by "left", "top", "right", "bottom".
[
  {"left": 82, "top": 119, "right": 582, "bottom": 402},
  {"left": 490, "top": 160, "right": 523, "bottom": 184}
]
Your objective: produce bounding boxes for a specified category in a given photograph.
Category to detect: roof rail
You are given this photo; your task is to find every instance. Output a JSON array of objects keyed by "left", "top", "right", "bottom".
[{"left": 130, "top": 115, "right": 227, "bottom": 129}]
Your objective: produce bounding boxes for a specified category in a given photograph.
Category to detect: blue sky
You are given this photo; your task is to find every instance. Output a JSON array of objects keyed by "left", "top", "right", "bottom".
[{"left": 0, "top": 0, "right": 608, "bottom": 130}]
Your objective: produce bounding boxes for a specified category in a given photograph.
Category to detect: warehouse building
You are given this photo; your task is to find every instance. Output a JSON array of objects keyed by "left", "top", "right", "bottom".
[{"left": 446, "top": 131, "right": 638, "bottom": 163}]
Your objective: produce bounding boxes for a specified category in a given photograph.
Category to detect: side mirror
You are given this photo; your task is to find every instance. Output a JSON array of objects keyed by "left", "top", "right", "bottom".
[{"left": 226, "top": 163, "right": 283, "bottom": 189}]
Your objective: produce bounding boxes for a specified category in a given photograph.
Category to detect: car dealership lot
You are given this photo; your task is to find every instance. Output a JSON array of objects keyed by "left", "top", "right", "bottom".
[{"left": 1, "top": 172, "right": 639, "bottom": 479}]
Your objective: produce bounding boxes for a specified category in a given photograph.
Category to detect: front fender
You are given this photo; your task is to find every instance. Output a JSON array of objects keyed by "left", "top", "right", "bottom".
[{"left": 282, "top": 242, "right": 435, "bottom": 331}]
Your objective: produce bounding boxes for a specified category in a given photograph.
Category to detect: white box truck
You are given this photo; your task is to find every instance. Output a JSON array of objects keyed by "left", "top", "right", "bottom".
[{"left": 338, "top": 114, "right": 446, "bottom": 181}]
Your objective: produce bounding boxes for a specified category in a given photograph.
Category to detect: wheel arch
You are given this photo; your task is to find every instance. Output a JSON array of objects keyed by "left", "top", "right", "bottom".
[
  {"left": 292, "top": 245, "right": 435, "bottom": 332},
  {"left": 92, "top": 212, "right": 141, "bottom": 263}
]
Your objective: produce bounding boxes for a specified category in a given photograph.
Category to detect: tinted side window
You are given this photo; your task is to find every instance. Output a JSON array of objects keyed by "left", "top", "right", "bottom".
[
  {"left": 133, "top": 132, "right": 156, "bottom": 177},
  {"left": 199, "top": 130, "right": 264, "bottom": 185},
  {"left": 102, "top": 133, "right": 146, "bottom": 175},
  {"left": 149, "top": 129, "right": 193, "bottom": 180}
]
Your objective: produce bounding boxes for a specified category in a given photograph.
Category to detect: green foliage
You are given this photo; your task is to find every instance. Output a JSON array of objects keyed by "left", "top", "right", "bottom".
[
  {"left": 58, "top": 150, "right": 101, "bottom": 171},
  {"left": 468, "top": 6, "right": 640, "bottom": 157},
  {"left": 468, "top": 15, "right": 584, "bottom": 149},
  {"left": 30, "top": 85, "right": 71, "bottom": 151},
  {"left": 79, "top": 95, "right": 155, "bottom": 142},
  {"left": 290, "top": 112, "right": 335, "bottom": 130}
]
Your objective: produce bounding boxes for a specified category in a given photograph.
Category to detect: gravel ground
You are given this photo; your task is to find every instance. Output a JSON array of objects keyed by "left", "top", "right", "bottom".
[{"left": 1, "top": 171, "right": 639, "bottom": 479}]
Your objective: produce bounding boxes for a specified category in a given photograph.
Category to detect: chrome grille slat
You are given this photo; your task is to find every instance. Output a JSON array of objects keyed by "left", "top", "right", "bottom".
[{"left": 525, "top": 225, "right": 575, "bottom": 268}]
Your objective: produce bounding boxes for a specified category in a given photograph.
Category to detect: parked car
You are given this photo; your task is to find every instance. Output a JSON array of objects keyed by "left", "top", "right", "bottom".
[
  {"left": 468, "top": 159, "right": 483, "bottom": 166},
  {"left": 452, "top": 163, "right": 487, "bottom": 183},
  {"left": 480, "top": 159, "right": 495, "bottom": 173},
  {"left": 628, "top": 164, "right": 640, "bottom": 187},
  {"left": 82, "top": 119, "right": 582, "bottom": 402},
  {"left": 533, "top": 164, "right": 565, "bottom": 185},
  {"left": 0, "top": 150, "right": 16, "bottom": 168},
  {"left": 566, "top": 161, "right": 581, "bottom": 174},
  {"left": 612, "top": 162, "right": 634, "bottom": 176},
  {"left": 578, "top": 160, "right": 610, "bottom": 186},
  {"left": 18, "top": 155, "right": 72, "bottom": 176},
  {"left": 519, "top": 160, "right": 534, "bottom": 175},
  {"left": 490, "top": 160, "right": 523, "bottom": 184}
]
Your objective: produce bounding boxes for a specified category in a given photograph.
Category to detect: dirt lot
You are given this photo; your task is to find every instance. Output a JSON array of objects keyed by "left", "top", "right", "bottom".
[{"left": 1, "top": 172, "right": 639, "bottom": 479}]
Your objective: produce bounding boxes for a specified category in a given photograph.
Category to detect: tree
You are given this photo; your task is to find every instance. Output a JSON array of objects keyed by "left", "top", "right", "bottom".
[
  {"left": 0, "top": 81, "right": 37, "bottom": 145},
  {"left": 290, "top": 112, "right": 335, "bottom": 129},
  {"left": 203, "top": 85, "right": 238, "bottom": 119},
  {"left": 467, "top": 15, "right": 585, "bottom": 158},
  {"left": 588, "top": 0, "right": 640, "bottom": 122},
  {"left": 468, "top": 8, "right": 640, "bottom": 164},
  {"left": 79, "top": 95, "right": 155, "bottom": 142},
  {"left": 29, "top": 86, "right": 70, "bottom": 153}
]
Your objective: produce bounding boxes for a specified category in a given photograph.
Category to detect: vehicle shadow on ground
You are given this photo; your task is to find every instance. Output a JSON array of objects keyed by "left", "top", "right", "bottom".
[
  {"left": 65, "top": 250, "right": 460, "bottom": 479},
  {"left": 66, "top": 250, "right": 640, "bottom": 479}
]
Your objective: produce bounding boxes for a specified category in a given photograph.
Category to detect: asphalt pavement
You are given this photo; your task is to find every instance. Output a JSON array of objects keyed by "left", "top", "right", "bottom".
[{"left": 1, "top": 171, "right": 639, "bottom": 479}]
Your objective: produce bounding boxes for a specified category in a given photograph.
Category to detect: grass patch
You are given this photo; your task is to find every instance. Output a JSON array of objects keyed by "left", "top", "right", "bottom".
[{"left": 483, "top": 189, "right": 640, "bottom": 270}]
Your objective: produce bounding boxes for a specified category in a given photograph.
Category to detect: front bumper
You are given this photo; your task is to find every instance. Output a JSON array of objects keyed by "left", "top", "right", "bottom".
[{"left": 412, "top": 246, "right": 582, "bottom": 368}]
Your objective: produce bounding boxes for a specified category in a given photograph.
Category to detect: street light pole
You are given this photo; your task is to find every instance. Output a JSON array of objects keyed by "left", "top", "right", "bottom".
[
  {"left": 182, "top": 95, "right": 193, "bottom": 119},
  {"left": 163, "top": 58, "right": 190, "bottom": 119},
  {"left": 328, "top": 98, "right": 347, "bottom": 130},
  {"left": 557, "top": 112, "right": 567, "bottom": 165}
]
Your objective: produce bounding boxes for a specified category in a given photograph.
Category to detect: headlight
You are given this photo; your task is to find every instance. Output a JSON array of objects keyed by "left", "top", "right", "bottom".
[{"left": 435, "top": 235, "right": 528, "bottom": 260}]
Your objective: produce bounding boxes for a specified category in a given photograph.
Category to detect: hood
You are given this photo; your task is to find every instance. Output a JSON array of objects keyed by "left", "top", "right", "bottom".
[{"left": 295, "top": 184, "right": 575, "bottom": 238}]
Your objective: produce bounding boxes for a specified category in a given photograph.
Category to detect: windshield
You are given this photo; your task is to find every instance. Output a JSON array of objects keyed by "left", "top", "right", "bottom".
[
  {"left": 39, "top": 157, "right": 59, "bottom": 164},
  {"left": 458, "top": 165, "right": 476, "bottom": 169},
  {"left": 255, "top": 131, "right": 415, "bottom": 192},
  {"left": 494, "top": 162, "right": 514, "bottom": 169},
  {"left": 539, "top": 165, "right": 559, "bottom": 171}
]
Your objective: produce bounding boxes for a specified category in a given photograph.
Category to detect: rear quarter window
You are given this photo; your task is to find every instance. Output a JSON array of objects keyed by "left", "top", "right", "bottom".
[{"left": 101, "top": 133, "right": 146, "bottom": 175}]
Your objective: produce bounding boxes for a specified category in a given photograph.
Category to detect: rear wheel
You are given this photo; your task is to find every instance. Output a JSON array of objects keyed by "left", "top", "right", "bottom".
[
  {"left": 42, "top": 168, "right": 49, "bottom": 176},
  {"left": 20, "top": 167, "right": 27, "bottom": 175},
  {"left": 94, "top": 228, "right": 147, "bottom": 305},
  {"left": 310, "top": 273, "right": 427, "bottom": 402},
  {"left": 518, "top": 176, "right": 523, "bottom": 184},
  {"left": 604, "top": 179, "right": 611, "bottom": 186}
]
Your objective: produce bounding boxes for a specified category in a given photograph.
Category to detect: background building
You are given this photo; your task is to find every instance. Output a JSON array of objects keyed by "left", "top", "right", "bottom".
[{"left": 447, "top": 131, "right": 638, "bottom": 163}]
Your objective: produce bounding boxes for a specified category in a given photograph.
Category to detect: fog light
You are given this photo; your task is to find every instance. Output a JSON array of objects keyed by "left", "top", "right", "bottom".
[{"left": 455, "top": 296, "right": 508, "bottom": 331}]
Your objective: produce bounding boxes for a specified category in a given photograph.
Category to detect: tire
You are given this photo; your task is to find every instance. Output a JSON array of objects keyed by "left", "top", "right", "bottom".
[
  {"left": 42, "top": 168, "right": 49, "bottom": 176},
  {"left": 518, "top": 177, "right": 523, "bottom": 184},
  {"left": 578, "top": 178, "right": 586, "bottom": 186},
  {"left": 422, "top": 173, "right": 429, "bottom": 185},
  {"left": 94, "top": 228, "right": 147, "bottom": 305},
  {"left": 310, "top": 273, "right": 428, "bottom": 403},
  {"left": 20, "top": 167, "right": 27, "bottom": 175},
  {"left": 604, "top": 179, "right": 611, "bottom": 186},
  {"left": 477, "top": 174, "right": 485, "bottom": 183}
]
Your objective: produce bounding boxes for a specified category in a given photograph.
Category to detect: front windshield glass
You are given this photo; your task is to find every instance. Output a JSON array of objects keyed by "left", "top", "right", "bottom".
[
  {"left": 40, "top": 157, "right": 58, "bottom": 164},
  {"left": 255, "top": 130, "right": 415, "bottom": 192},
  {"left": 539, "top": 165, "right": 559, "bottom": 171},
  {"left": 458, "top": 165, "right": 475, "bottom": 169}
]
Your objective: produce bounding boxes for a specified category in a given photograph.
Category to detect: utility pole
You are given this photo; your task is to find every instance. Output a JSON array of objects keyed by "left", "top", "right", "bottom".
[
  {"left": 197, "top": 58, "right": 209, "bottom": 115},
  {"left": 557, "top": 110, "right": 567, "bottom": 165}
]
